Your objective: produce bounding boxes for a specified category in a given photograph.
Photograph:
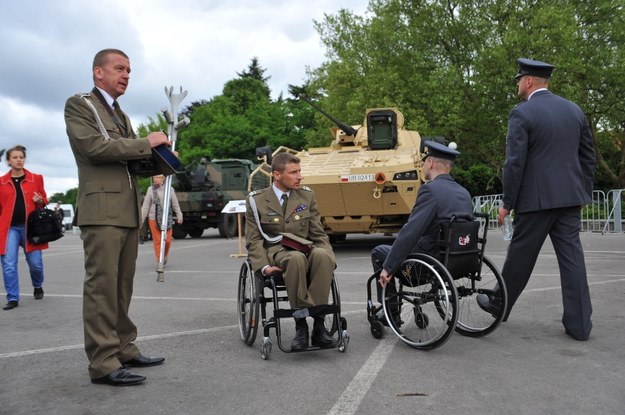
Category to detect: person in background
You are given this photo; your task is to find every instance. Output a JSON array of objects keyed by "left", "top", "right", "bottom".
[
  {"left": 477, "top": 58, "right": 595, "bottom": 341},
  {"left": 0, "top": 145, "right": 48, "bottom": 310},
  {"left": 65, "top": 48, "right": 170, "bottom": 386},
  {"left": 141, "top": 174, "right": 183, "bottom": 265},
  {"left": 54, "top": 201, "right": 65, "bottom": 233}
]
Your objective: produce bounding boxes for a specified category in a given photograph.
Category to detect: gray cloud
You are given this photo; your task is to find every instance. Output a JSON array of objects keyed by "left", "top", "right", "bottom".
[{"left": 0, "top": 0, "right": 367, "bottom": 195}]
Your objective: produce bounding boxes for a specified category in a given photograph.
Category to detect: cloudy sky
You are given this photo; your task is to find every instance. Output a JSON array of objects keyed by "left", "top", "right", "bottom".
[{"left": 0, "top": 0, "right": 368, "bottom": 196}]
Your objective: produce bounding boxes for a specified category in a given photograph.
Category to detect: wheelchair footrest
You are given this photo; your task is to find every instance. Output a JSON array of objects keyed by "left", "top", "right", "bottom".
[{"left": 274, "top": 304, "right": 339, "bottom": 319}]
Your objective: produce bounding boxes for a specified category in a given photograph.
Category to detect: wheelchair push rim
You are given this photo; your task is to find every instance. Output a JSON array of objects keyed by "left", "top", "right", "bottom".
[
  {"left": 237, "top": 260, "right": 259, "bottom": 345},
  {"left": 382, "top": 256, "right": 458, "bottom": 350}
]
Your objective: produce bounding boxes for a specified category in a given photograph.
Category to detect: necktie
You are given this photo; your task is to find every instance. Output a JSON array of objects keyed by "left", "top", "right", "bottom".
[
  {"left": 112, "top": 101, "right": 127, "bottom": 130},
  {"left": 281, "top": 193, "right": 288, "bottom": 215}
]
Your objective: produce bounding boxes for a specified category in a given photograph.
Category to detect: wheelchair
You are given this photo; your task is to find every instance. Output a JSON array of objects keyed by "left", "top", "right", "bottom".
[
  {"left": 237, "top": 258, "right": 349, "bottom": 360},
  {"left": 366, "top": 212, "right": 507, "bottom": 350}
]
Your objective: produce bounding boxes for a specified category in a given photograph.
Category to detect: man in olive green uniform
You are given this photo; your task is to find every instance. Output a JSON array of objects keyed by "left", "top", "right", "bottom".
[
  {"left": 245, "top": 152, "right": 335, "bottom": 350},
  {"left": 65, "top": 49, "right": 170, "bottom": 386}
]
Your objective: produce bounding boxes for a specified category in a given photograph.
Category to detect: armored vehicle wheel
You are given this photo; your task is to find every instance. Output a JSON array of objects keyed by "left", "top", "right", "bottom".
[
  {"left": 188, "top": 228, "right": 204, "bottom": 238},
  {"left": 218, "top": 213, "right": 238, "bottom": 238},
  {"left": 329, "top": 233, "right": 347, "bottom": 244},
  {"left": 172, "top": 225, "right": 187, "bottom": 239}
]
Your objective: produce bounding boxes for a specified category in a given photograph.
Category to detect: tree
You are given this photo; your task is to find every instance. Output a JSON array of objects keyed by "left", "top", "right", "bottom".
[
  {"left": 177, "top": 58, "right": 299, "bottom": 163},
  {"left": 136, "top": 113, "right": 168, "bottom": 138},
  {"left": 309, "top": 0, "right": 625, "bottom": 192}
]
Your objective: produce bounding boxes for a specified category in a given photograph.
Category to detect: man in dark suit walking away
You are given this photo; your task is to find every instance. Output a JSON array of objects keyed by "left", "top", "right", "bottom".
[
  {"left": 65, "top": 49, "right": 171, "bottom": 385},
  {"left": 477, "top": 58, "right": 596, "bottom": 341}
]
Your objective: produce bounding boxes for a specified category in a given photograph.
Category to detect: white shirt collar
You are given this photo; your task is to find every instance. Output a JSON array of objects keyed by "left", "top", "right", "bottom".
[
  {"left": 95, "top": 86, "right": 116, "bottom": 108},
  {"left": 528, "top": 87, "right": 548, "bottom": 100},
  {"left": 272, "top": 183, "right": 290, "bottom": 201}
]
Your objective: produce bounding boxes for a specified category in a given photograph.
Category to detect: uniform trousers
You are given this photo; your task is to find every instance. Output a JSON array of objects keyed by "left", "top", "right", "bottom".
[
  {"left": 80, "top": 225, "right": 141, "bottom": 379},
  {"left": 272, "top": 247, "right": 334, "bottom": 309},
  {"left": 501, "top": 207, "right": 592, "bottom": 339}
]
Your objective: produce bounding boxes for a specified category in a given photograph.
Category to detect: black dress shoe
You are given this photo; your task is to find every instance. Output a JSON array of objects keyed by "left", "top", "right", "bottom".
[
  {"left": 376, "top": 308, "right": 402, "bottom": 327},
  {"left": 3, "top": 301, "right": 18, "bottom": 310},
  {"left": 565, "top": 329, "right": 589, "bottom": 341},
  {"left": 476, "top": 294, "right": 501, "bottom": 318},
  {"left": 311, "top": 320, "right": 334, "bottom": 348},
  {"left": 290, "top": 319, "right": 309, "bottom": 351},
  {"left": 123, "top": 354, "right": 165, "bottom": 368},
  {"left": 91, "top": 368, "right": 146, "bottom": 386},
  {"left": 34, "top": 287, "right": 44, "bottom": 300}
]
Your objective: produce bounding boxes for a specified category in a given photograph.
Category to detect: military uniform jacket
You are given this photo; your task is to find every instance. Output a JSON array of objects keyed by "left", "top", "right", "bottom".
[
  {"left": 503, "top": 90, "right": 596, "bottom": 213},
  {"left": 383, "top": 174, "right": 473, "bottom": 276},
  {"left": 65, "top": 91, "right": 152, "bottom": 227},
  {"left": 245, "top": 187, "right": 335, "bottom": 272}
]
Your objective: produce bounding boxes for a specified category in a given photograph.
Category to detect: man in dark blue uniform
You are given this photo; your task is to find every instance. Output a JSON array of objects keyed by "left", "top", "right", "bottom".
[
  {"left": 371, "top": 140, "right": 473, "bottom": 323},
  {"left": 478, "top": 58, "right": 595, "bottom": 341}
]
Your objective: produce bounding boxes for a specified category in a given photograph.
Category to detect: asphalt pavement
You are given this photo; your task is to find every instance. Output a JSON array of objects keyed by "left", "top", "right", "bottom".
[{"left": 1, "top": 228, "right": 624, "bottom": 415}]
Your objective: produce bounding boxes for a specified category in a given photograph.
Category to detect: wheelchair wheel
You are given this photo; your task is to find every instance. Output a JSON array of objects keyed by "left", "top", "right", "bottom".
[
  {"left": 383, "top": 255, "right": 458, "bottom": 350},
  {"left": 326, "top": 277, "right": 341, "bottom": 336},
  {"left": 237, "top": 261, "right": 259, "bottom": 345},
  {"left": 454, "top": 255, "right": 508, "bottom": 337},
  {"left": 370, "top": 320, "right": 384, "bottom": 339}
]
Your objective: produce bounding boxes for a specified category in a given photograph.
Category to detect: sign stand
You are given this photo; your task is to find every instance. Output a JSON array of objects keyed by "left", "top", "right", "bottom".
[{"left": 222, "top": 200, "right": 247, "bottom": 258}]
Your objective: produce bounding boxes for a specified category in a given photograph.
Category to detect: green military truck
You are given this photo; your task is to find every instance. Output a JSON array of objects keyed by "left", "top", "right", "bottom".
[{"left": 171, "top": 157, "right": 256, "bottom": 239}]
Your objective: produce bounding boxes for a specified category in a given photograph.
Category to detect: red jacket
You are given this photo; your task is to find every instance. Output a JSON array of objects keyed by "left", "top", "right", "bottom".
[{"left": 0, "top": 169, "right": 49, "bottom": 254}]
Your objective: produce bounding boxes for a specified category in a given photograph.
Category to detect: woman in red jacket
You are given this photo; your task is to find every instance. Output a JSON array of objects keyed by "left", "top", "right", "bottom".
[{"left": 0, "top": 145, "right": 48, "bottom": 310}]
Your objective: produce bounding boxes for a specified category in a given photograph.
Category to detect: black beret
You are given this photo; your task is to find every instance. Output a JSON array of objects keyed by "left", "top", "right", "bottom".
[{"left": 515, "top": 58, "right": 555, "bottom": 80}]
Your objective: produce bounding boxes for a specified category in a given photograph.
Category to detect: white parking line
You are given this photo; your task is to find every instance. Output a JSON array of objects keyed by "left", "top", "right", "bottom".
[
  {"left": 327, "top": 337, "right": 396, "bottom": 415},
  {"left": 0, "top": 325, "right": 237, "bottom": 359}
]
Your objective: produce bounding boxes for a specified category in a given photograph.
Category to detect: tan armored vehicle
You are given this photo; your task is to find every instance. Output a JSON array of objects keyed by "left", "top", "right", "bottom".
[{"left": 249, "top": 97, "right": 426, "bottom": 241}]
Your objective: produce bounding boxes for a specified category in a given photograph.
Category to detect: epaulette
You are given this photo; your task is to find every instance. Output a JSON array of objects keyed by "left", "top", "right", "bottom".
[
  {"left": 77, "top": 92, "right": 91, "bottom": 98},
  {"left": 301, "top": 186, "right": 312, "bottom": 192},
  {"left": 248, "top": 188, "right": 265, "bottom": 197}
]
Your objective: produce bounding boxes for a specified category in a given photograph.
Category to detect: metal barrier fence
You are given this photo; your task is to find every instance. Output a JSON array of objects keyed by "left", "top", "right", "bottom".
[{"left": 472, "top": 189, "right": 625, "bottom": 233}]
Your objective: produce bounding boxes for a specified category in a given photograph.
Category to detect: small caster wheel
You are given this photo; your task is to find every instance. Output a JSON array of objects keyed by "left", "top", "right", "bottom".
[
  {"left": 338, "top": 330, "right": 350, "bottom": 352},
  {"left": 370, "top": 320, "right": 384, "bottom": 339},
  {"left": 260, "top": 337, "right": 272, "bottom": 360},
  {"left": 415, "top": 313, "right": 429, "bottom": 329}
]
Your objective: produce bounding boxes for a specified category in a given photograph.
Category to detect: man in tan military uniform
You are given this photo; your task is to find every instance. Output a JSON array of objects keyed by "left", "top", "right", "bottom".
[
  {"left": 246, "top": 152, "right": 335, "bottom": 350},
  {"left": 65, "top": 49, "right": 170, "bottom": 386}
]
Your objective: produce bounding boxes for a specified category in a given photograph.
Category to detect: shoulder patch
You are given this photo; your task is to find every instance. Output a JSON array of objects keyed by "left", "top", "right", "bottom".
[
  {"left": 77, "top": 92, "right": 91, "bottom": 98},
  {"left": 248, "top": 188, "right": 265, "bottom": 197}
]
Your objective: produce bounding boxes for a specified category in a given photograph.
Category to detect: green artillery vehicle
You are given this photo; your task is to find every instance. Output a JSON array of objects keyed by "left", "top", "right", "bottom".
[
  {"left": 172, "top": 158, "right": 256, "bottom": 239},
  {"left": 249, "top": 97, "right": 427, "bottom": 242}
]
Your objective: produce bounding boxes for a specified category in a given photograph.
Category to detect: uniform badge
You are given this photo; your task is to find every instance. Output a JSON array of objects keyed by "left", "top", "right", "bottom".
[
  {"left": 294, "top": 204, "right": 307, "bottom": 213},
  {"left": 273, "top": 217, "right": 280, "bottom": 223},
  {"left": 294, "top": 214, "right": 301, "bottom": 220}
]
